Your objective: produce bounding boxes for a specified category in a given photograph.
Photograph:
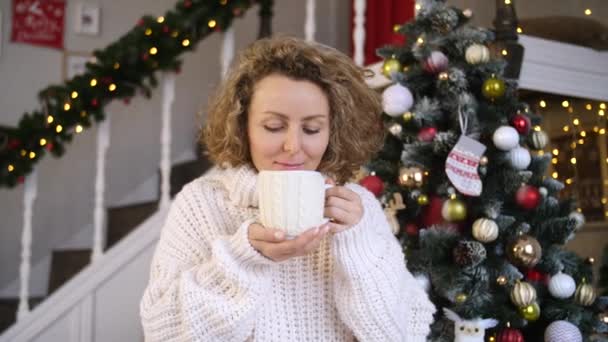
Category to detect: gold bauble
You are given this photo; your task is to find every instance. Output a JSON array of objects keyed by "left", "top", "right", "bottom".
[
  {"left": 599, "top": 312, "right": 608, "bottom": 324},
  {"left": 441, "top": 198, "right": 467, "bottom": 222},
  {"left": 438, "top": 72, "right": 449, "bottom": 81},
  {"left": 507, "top": 235, "right": 542, "bottom": 268},
  {"left": 417, "top": 194, "right": 429, "bottom": 206},
  {"left": 520, "top": 302, "right": 540, "bottom": 321},
  {"left": 510, "top": 281, "right": 537, "bottom": 307},
  {"left": 480, "top": 156, "right": 488, "bottom": 166},
  {"left": 402, "top": 111, "right": 414, "bottom": 122},
  {"left": 382, "top": 58, "right": 403, "bottom": 78},
  {"left": 393, "top": 24, "right": 402, "bottom": 33},
  {"left": 398, "top": 166, "right": 425, "bottom": 188},
  {"left": 472, "top": 218, "right": 499, "bottom": 243},
  {"left": 575, "top": 283, "right": 597, "bottom": 306},
  {"left": 455, "top": 293, "right": 468, "bottom": 303},
  {"left": 497, "top": 276, "right": 508, "bottom": 286},
  {"left": 482, "top": 76, "right": 506, "bottom": 100}
]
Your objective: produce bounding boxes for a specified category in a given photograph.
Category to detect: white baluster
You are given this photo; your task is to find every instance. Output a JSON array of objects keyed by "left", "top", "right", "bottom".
[
  {"left": 221, "top": 26, "right": 235, "bottom": 78},
  {"left": 305, "top": 0, "right": 316, "bottom": 42},
  {"left": 92, "top": 115, "right": 111, "bottom": 262},
  {"left": 353, "top": 0, "right": 366, "bottom": 66},
  {"left": 17, "top": 170, "right": 38, "bottom": 320},
  {"left": 159, "top": 73, "right": 176, "bottom": 211}
]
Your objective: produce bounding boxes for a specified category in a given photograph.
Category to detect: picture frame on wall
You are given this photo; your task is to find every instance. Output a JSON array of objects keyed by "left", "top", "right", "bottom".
[
  {"left": 75, "top": 3, "right": 101, "bottom": 36},
  {"left": 63, "top": 51, "right": 96, "bottom": 80}
]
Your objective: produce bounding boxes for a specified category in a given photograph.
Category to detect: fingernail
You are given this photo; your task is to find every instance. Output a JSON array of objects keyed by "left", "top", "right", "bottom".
[{"left": 274, "top": 231, "right": 284, "bottom": 239}]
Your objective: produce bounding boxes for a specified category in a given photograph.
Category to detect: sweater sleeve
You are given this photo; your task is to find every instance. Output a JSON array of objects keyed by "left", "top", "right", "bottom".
[
  {"left": 331, "top": 184, "right": 436, "bottom": 342},
  {"left": 140, "top": 184, "right": 275, "bottom": 342}
]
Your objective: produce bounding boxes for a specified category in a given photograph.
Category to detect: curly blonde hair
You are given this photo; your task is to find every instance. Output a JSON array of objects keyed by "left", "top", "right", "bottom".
[{"left": 201, "top": 36, "right": 384, "bottom": 183}]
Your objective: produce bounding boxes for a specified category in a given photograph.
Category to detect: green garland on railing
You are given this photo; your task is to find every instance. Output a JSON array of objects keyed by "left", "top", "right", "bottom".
[{"left": 0, "top": 0, "right": 272, "bottom": 188}]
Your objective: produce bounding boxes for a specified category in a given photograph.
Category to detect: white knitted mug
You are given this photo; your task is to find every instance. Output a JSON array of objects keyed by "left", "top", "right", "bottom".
[{"left": 257, "top": 170, "right": 332, "bottom": 238}]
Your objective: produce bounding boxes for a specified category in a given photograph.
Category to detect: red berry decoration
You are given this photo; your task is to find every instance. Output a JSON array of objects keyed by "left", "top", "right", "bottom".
[
  {"left": 510, "top": 114, "right": 531, "bottom": 135},
  {"left": 404, "top": 223, "right": 419, "bottom": 236},
  {"left": 46, "top": 142, "right": 54, "bottom": 152},
  {"left": 91, "top": 98, "right": 99, "bottom": 107},
  {"left": 163, "top": 25, "right": 170, "bottom": 33},
  {"left": 418, "top": 127, "right": 437, "bottom": 142},
  {"left": 516, "top": 185, "right": 541, "bottom": 210},
  {"left": 136, "top": 19, "right": 145, "bottom": 27},
  {"left": 359, "top": 175, "right": 384, "bottom": 197},
  {"left": 496, "top": 327, "right": 524, "bottom": 342},
  {"left": 525, "top": 268, "right": 548, "bottom": 284},
  {"left": 183, "top": 0, "right": 192, "bottom": 8},
  {"left": 18, "top": 176, "right": 25, "bottom": 184},
  {"left": 233, "top": 8, "right": 243, "bottom": 16},
  {"left": 8, "top": 138, "right": 21, "bottom": 150}
]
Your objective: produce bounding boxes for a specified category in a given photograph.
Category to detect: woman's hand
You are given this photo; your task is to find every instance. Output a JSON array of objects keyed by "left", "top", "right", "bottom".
[
  {"left": 248, "top": 223, "right": 331, "bottom": 262},
  {"left": 324, "top": 179, "right": 364, "bottom": 233}
]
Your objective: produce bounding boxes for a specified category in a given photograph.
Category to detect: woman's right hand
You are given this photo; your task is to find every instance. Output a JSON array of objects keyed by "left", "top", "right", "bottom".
[{"left": 248, "top": 222, "right": 331, "bottom": 262}]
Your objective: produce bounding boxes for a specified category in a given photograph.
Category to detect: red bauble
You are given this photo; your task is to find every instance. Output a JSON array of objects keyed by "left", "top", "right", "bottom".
[
  {"left": 418, "top": 127, "right": 437, "bottom": 142},
  {"left": 516, "top": 185, "right": 541, "bottom": 210},
  {"left": 419, "top": 195, "right": 443, "bottom": 227},
  {"left": 510, "top": 114, "right": 531, "bottom": 135},
  {"left": 525, "top": 268, "right": 548, "bottom": 285},
  {"left": 496, "top": 327, "right": 524, "bottom": 342},
  {"left": 404, "top": 223, "right": 419, "bottom": 236},
  {"left": 91, "top": 99, "right": 99, "bottom": 107},
  {"left": 359, "top": 175, "right": 384, "bottom": 197},
  {"left": 8, "top": 138, "right": 21, "bottom": 150}
]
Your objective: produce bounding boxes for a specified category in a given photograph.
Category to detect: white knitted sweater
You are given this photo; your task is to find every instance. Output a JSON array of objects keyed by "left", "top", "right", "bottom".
[{"left": 140, "top": 166, "right": 436, "bottom": 341}]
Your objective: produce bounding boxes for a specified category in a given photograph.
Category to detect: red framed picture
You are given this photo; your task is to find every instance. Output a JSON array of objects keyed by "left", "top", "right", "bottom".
[{"left": 10, "top": 0, "right": 66, "bottom": 49}]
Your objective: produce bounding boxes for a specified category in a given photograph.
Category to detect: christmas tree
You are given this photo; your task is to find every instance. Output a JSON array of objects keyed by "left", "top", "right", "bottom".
[{"left": 360, "top": 1, "right": 608, "bottom": 341}]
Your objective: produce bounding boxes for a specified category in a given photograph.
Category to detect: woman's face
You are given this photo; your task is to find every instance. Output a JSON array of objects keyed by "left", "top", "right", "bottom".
[{"left": 247, "top": 73, "right": 330, "bottom": 172}]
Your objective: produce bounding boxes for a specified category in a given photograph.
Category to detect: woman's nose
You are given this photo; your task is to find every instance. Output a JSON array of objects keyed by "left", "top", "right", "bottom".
[{"left": 283, "top": 129, "right": 301, "bottom": 154}]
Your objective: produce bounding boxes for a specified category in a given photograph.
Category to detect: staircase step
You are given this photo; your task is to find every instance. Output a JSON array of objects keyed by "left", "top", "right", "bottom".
[
  {"left": 48, "top": 249, "right": 91, "bottom": 295},
  {"left": 0, "top": 297, "right": 44, "bottom": 334},
  {"left": 169, "top": 156, "right": 213, "bottom": 197},
  {"left": 106, "top": 201, "right": 159, "bottom": 250}
]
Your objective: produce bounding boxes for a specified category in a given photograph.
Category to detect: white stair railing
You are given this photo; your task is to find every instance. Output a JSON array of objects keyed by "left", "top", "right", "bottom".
[
  {"left": 305, "top": 0, "right": 316, "bottom": 42},
  {"left": 92, "top": 115, "right": 111, "bottom": 262},
  {"left": 159, "top": 73, "right": 176, "bottom": 212},
  {"left": 17, "top": 170, "right": 38, "bottom": 320},
  {"left": 353, "top": 0, "right": 366, "bottom": 67}
]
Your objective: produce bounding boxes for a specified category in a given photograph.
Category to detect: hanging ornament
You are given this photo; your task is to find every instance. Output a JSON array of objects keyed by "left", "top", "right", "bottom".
[
  {"left": 492, "top": 126, "right": 520, "bottom": 151},
  {"left": 382, "top": 57, "right": 403, "bottom": 78},
  {"left": 472, "top": 218, "right": 499, "bottom": 243},
  {"left": 496, "top": 275, "right": 508, "bottom": 286},
  {"left": 453, "top": 240, "right": 487, "bottom": 267},
  {"left": 479, "top": 156, "right": 488, "bottom": 166},
  {"left": 442, "top": 198, "right": 467, "bottom": 221},
  {"left": 482, "top": 76, "right": 506, "bottom": 100},
  {"left": 548, "top": 271, "right": 576, "bottom": 299},
  {"left": 384, "top": 193, "right": 406, "bottom": 235},
  {"left": 465, "top": 44, "right": 490, "bottom": 65},
  {"left": 526, "top": 268, "right": 548, "bottom": 284},
  {"left": 574, "top": 282, "right": 597, "bottom": 306},
  {"left": 445, "top": 135, "right": 487, "bottom": 196},
  {"left": 359, "top": 175, "right": 384, "bottom": 197},
  {"left": 507, "top": 234, "right": 542, "bottom": 267},
  {"left": 508, "top": 146, "right": 531, "bottom": 170},
  {"left": 568, "top": 211, "right": 585, "bottom": 230},
  {"left": 388, "top": 123, "right": 403, "bottom": 137},
  {"left": 510, "top": 114, "right": 532, "bottom": 135},
  {"left": 520, "top": 302, "right": 541, "bottom": 321},
  {"left": 516, "top": 185, "right": 541, "bottom": 210},
  {"left": 438, "top": 72, "right": 449, "bottom": 81},
  {"left": 544, "top": 320, "right": 582, "bottom": 342},
  {"left": 417, "top": 194, "right": 429, "bottom": 205},
  {"left": 528, "top": 129, "right": 549, "bottom": 150},
  {"left": 510, "top": 281, "right": 537, "bottom": 307},
  {"left": 423, "top": 51, "right": 449, "bottom": 74},
  {"left": 455, "top": 293, "right": 468, "bottom": 304},
  {"left": 496, "top": 326, "right": 524, "bottom": 342},
  {"left": 404, "top": 223, "right": 419, "bottom": 236},
  {"left": 418, "top": 126, "right": 437, "bottom": 142},
  {"left": 443, "top": 308, "right": 498, "bottom": 342},
  {"left": 382, "top": 83, "right": 414, "bottom": 117},
  {"left": 398, "top": 166, "right": 425, "bottom": 188}
]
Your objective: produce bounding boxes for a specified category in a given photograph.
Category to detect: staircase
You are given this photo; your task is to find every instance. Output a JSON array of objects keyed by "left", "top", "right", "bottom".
[{"left": 0, "top": 150, "right": 213, "bottom": 336}]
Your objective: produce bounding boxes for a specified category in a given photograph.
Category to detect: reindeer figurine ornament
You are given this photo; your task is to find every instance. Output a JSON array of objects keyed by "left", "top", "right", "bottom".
[
  {"left": 443, "top": 308, "right": 498, "bottom": 342},
  {"left": 384, "top": 193, "right": 406, "bottom": 234}
]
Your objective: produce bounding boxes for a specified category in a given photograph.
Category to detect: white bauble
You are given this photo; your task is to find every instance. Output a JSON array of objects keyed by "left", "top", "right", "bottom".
[
  {"left": 465, "top": 44, "right": 490, "bottom": 64},
  {"left": 472, "top": 218, "right": 499, "bottom": 243},
  {"left": 544, "top": 320, "right": 582, "bottom": 342},
  {"left": 539, "top": 187, "right": 548, "bottom": 197},
  {"left": 382, "top": 83, "right": 414, "bottom": 117},
  {"left": 548, "top": 271, "right": 576, "bottom": 299},
  {"left": 568, "top": 211, "right": 585, "bottom": 230},
  {"left": 493, "top": 126, "right": 520, "bottom": 151},
  {"left": 508, "top": 146, "right": 531, "bottom": 170}
]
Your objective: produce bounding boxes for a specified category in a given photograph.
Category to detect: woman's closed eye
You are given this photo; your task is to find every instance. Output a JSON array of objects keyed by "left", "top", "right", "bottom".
[{"left": 263, "top": 125, "right": 321, "bottom": 135}]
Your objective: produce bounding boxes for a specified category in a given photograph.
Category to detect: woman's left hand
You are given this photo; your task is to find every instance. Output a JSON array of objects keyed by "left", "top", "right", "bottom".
[{"left": 324, "top": 178, "right": 363, "bottom": 233}]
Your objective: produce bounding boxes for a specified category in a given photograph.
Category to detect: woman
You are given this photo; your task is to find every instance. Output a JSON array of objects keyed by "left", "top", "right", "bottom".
[{"left": 140, "top": 36, "right": 435, "bottom": 341}]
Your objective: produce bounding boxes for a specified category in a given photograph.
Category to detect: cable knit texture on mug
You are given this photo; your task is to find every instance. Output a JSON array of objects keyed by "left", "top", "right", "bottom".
[{"left": 140, "top": 165, "right": 436, "bottom": 342}]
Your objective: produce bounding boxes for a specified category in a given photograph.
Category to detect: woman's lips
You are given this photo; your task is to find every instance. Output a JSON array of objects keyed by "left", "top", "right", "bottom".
[{"left": 274, "top": 161, "right": 305, "bottom": 170}]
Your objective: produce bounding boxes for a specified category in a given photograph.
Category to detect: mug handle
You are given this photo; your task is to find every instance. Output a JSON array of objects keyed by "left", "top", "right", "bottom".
[{"left": 322, "top": 183, "right": 334, "bottom": 223}]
